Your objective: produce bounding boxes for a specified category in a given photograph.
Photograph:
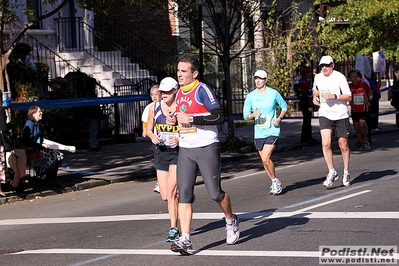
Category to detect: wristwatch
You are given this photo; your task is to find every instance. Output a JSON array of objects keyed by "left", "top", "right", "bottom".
[
  {"left": 334, "top": 94, "right": 338, "bottom": 100},
  {"left": 188, "top": 115, "right": 194, "bottom": 123}
]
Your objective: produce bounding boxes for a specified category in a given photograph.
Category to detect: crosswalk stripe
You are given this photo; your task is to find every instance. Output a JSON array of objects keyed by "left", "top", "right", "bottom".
[{"left": 1, "top": 211, "right": 398, "bottom": 226}]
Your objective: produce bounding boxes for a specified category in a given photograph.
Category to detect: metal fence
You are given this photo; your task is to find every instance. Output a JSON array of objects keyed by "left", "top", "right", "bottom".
[{"left": 113, "top": 79, "right": 156, "bottom": 135}]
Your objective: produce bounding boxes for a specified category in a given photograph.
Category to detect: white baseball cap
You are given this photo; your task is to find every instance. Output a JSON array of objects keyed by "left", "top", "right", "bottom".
[
  {"left": 253, "top": 70, "right": 268, "bottom": 79},
  {"left": 158, "top": 77, "right": 178, "bottom": 92},
  {"left": 319, "top": 55, "right": 334, "bottom": 65}
]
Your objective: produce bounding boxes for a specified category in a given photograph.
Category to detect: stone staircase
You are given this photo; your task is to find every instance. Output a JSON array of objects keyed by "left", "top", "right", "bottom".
[{"left": 59, "top": 50, "right": 157, "bottom": 95}]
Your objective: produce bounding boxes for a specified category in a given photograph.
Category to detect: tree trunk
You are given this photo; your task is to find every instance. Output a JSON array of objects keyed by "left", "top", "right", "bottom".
[{"left": 221, "top": 54, "right": 235, "bottom": 139}]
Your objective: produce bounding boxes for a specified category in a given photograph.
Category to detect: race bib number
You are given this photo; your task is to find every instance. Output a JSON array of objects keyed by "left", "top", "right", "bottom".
[
  {"left": 159, "top": 132, "right": 179, "bottom": 147},
  {"left": 320, "top": 89, "right": 330, "bottom": 103},
  {"left": 353, "top": 94, "right": 364, "bottom": 105},
  {"left": 256, "top": 114, "right": 271, "bottom": 129},
  {"left": 179, "top": 123, "right": 197, "bottom": 134}
]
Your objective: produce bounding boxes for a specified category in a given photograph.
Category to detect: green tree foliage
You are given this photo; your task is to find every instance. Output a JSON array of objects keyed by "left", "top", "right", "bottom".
[
  {"left": 316, "top": 0, "right": 399, "bottom": 61},
  {"left": 261, "top": 1, "right": 316, "bottom": 96},
  {"left": 169, "top": 0, "right": 264, "bottom": 138}
]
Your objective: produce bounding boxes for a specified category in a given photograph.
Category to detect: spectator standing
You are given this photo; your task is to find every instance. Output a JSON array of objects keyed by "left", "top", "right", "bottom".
[
  {"left": 348, "top": 70, "right": 372, "bottom": 151},
  {"left": 313, "top": 56, "right": 352, "bottom": 187},
  {"left": 146, "top": 77, "right": 180, "bottom": 242},
  {"left": 297, "top": 68, "right": 316, "bottom": 143},
  {"left": 171, "top": 57, "right": 239, "bottom": 255},
  {"left": 25, "top": 56, "right": 37, "bottom": 71},
  {"left": 243, "top": 70, "right": 287, "bottom": 195},
  {"left": 86, "top": 104, "right": 102, "bottom": 151},
  {"left": 85, "top": 89, "right": 103, "bottom": 151},
  {"left": 367, "top": 72, "right": 382, "bottom": 132},
  {"left": 141, "top": 84, "right": 161, "bottom": 193},
  {"left": 391, "top": 65, "right": 399, "bottom": 127}
]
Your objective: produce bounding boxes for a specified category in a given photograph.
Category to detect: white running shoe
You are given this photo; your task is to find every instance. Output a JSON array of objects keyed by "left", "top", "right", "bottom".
[
  {"left": 269, "top": 178, "right": 282, "bottom": 195},
  {"left": 323, "top": 170, "right": 338, "bottom": 187},
  {"left": 342, "top": 173, "right": 351, "bottom": 187},
  {"left": 364, "top": 141, "right": 371, "bottom": 151},
  {"left": 226, "top": 213, "right": 240, "bottom": 245},
  {"left": 153, "top": 183, "right": 160, "bottom": 193},
  {"left": 171, "top": 236, "right": 193, "bottom": 255}
]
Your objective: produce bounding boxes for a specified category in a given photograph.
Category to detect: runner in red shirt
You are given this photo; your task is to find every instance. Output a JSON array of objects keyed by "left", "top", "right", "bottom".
[{"left": 348, "top": 70, "right": 373, "bottom": 151}]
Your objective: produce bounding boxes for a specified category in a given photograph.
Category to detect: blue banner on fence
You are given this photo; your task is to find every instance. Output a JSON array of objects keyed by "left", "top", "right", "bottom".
[{"left": 10, "top": 86, "right": 394, "bottom": 117}]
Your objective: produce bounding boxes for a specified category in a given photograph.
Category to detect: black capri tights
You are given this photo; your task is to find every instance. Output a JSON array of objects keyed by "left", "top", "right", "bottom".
[{"left": 177, "top": 143, "right": 225, "bottom": 203}]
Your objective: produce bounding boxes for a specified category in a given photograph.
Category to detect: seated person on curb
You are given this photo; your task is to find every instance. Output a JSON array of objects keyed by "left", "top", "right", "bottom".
[
  {"left": 1, "top": 104, "right": 29, "bottom": 194},
  {"left": 21, "top": 106, "right": 64, "bottom": 187},
  {"left": 6, "top": 148, "right": 29, "bottom": 192}
]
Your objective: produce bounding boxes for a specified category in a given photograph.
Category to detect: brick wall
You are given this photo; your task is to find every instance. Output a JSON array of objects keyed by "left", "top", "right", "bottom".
[{"left": 95, "top": 1, "right": 178, "bottom": 76}]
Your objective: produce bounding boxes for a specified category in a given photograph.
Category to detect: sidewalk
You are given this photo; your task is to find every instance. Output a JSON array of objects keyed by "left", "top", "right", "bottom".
[{"left": 1, "top": 101, "right": 398, "bottom": 205}]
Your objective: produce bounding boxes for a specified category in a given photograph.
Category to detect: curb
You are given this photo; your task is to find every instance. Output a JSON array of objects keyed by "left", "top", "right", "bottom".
[{"left": 0, "top": 143, "right": 303, "bottom": 205}]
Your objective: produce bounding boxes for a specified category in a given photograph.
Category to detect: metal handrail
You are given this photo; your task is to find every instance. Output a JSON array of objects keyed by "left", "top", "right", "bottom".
[{"left": 6, "top": 24, "right": 113, "bottom": 97}]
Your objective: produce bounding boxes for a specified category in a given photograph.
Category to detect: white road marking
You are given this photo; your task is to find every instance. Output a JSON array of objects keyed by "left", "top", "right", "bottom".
[
  {"left": 294, "top": 190, "right": 372, "bottom": 213},
  {"left": 221, "top": 162, "right": 300, "bottom": 181},
  {"left": 233, "top": 212, "right": 399, "bottom": 220},
  {"left": 1, "top": 211, "right": 398, "bottom": 226},
  {"left": 0, "top": 189, "right": 377, "bottom": 225},
  {"left": 282, "top": 183, "right": 372, "bottom": 209},
  {"left": 222, "top": 170, "right": 260, "bottom": 180}
]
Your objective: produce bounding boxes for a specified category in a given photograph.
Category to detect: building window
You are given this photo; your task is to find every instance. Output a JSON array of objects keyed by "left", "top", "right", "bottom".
[{"left": 26, "top": 0, "right": 41, "bottom": 29}]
